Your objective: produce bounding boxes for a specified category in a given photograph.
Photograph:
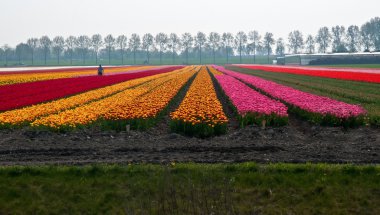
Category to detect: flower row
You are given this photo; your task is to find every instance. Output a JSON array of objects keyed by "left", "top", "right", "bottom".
[
  {"left": 31, "top": 67, "right": 196, "bottom": 130},
  {"left": 0, "top": 66, "right": 155, "bottom": 85},
  {"left": 0, "top": 66, "right": 183, "bottom": 111},
  {"left": 213, "top": 71, "right": 288, "bottom": 126},
  {"left": 236, "top": 64, "right": 380, "bottom": 83},
  {"left": 214, "top": 66, "right": 367, "bottom": 126},
  {"left": 0, "top": 70, "right": 177, "bottom": 127},
  {"left": 170, "top": 67, "right": 228, "bottom": 137}
]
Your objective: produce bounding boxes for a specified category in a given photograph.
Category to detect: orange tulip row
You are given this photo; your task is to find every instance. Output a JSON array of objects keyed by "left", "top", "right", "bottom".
[
  {"left": 30, "top": 66, "right": 196, "bottom": 129},
  {"left": 0, "top": 70, "right": 177, "bottom": 127},
  {"left": 170, "top": 66, "right": 228, "bottom": 128}
]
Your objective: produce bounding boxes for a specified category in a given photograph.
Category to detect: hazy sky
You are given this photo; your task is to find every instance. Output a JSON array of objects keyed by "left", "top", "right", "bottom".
[{"left": 2, "top": 0, "right": 379, "bottom": 46}]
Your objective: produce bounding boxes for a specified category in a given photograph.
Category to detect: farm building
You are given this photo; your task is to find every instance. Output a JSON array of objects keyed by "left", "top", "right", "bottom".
[{"left": 276, "top": 52, "right": 380, "bottom": 65}]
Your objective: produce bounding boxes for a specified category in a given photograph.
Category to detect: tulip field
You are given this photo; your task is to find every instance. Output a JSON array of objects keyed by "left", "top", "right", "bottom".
[{"left": 0, "top": 64, "right": 377, "bottom": 136}]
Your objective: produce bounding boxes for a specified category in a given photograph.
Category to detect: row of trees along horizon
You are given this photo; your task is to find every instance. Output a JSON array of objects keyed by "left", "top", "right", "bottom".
[{"left": 1, "top": 17, "right": 379, "bottom": 67}]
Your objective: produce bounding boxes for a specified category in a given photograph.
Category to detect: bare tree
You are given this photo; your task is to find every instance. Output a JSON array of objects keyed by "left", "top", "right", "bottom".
[
  {"left": 288, "top": 30, "right": 304, "bottom": 54},
  {"left": 39, "top": 36, "right": 52, "bottom": 65},
  {"left": 331, "top": 26, "right": 347, "bottom": 52},
  {"left": 52, "top": 36, "right": 65, "bottom": 65},
  {"left": 263, "top": 32, "right": 275, "bottom": 64},
  {"left": 91, "top": 34, "right": 103, "bottom": 65},
  {"left": 361, "top": 22, "right": 373, "bottom": 51},
  {"left": 76, "top": 35, "right": 91, "bottom": 64},
  {"left": 65, "top": 36, "right": 77, "bottom": 65},
  {"left": 168, "top": 33, "right": 180, "bottom": 64},
  {"left": 248, "top": 31, "right": 261, "bottom": 64},
  {"left": 104, "top": 34, "right": 115, "bottom": 65},
  {"left": 305, "top": 35, "right": 315, "bottom": 54},
  {"left": 181, "top": 33, "right": 193, "bottom": 64},
  {"left": 208, "top": 32, "right": 221, "bottom": 64},
  {"left": 345, "top": 25, "right": 361, "bottom": 52},
  {"left": 235, "top": 31, "right": 247, "bottom": 64},
  {"left": 27, "top": 38, "right": 39, "bottom": 65},
  {"left": 142, "top": 33, "right": 154, "bottom": 64},
  {"left": 368, "top": 17, "right": 380, "bottom": 51},
  {"left": 116, "top": 35, "right": 128, "bottom": 65},
  {"left": 129, "top": 33, "right": 141, "bottom": 65},
  {"left": 316, "top": 27, "right": 331, "bottom": 53},
  {"left": 222, "top": 32, "right": 234, "bottom": 64},
  {"left": 156, "top": 33, "right": 168, "bottom": 65},
  {"left": 275, "top": 38, "right": 285, "bottom": 56},
  {"left": 195, "top": 32, "right": 206, "bottom": 64},
  {"left": 16, "top": 43, "right": 28, "bottom": 64}
]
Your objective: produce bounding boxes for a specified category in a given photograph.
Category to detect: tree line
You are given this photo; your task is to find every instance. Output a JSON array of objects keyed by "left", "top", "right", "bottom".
[{"left": 1, "top": 17, "right": 379, "bottom": 66}]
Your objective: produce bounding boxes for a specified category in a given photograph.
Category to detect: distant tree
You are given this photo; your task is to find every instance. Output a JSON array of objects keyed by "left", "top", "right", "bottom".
[
  {"left": 235, "top": 31, "right": 247, "bottom": 64},
  {"left": 39, "top": 36, "right": 52, "bottom": 65},
  {"left": 315, "top": 27, "right": 331, "bottom": 53},
  {"left": 194, "top": 32, "right": 206, "bottom": 64},
  {"left": 142, "top": 33, "right": 154, "bottom": 64},
  {"left": 0, "top": 48, "right": 3, "bottom": 64},
  {"left": 27, "top": 38, "right": 39, "bottom": 65},
  {"left": 65, "top": 36, "right": 77, "bottom": 65},
  {"left": 222, "top": 32, "right": 234, "bottom": 64},
  {"left": 104, "top": 34, "right": 115, "bottom": 65},
  {"left": 288, "top": 30, "right": 304, "bottom": 54},
  {"left": 263, "top": 32, "right": 275, "bottom": 64},
  {"left": 52, "top": 36, "right": 65, "bottom": 65},
  {"left": 248, "top": 30, "right": 261, "bottom": 64},
  {"left": 76, "top": 35, "right": 91, "bottom": 64},
  {"left": 275, "top": 38, "right": 285, "bottom": 56},
  {"left": 331, "top": 25, "right": 347, "bottom": 52},
  {"left": 155, "top": 33, "right": 168, "bottom": 65},
  {"left": 360, "top": 22, "right": 373, "bottom": 51},
  {"left": 168, "top": 33, "right": 180, "bottom": 64},
  {"left": 305, "top": 35, "right": 315, "bottom": 54},
  {"left": 129, "top": 33, "right": 141, "bottom": 65},
  {"left": 346, "top": 25, "right": 361, "bottom": 52},
  {"left": 116, "top": 35, "right": 128, "bottom": 64},
  {"left": 368, "top": 17, "right": 380, "bottom": 51},
  {"left": 15, "top": 43, "right": 28, "bottom": 64},
  {"left": 91, "top": 34, "right": 103, "bottom": 64},
  {"left": 208, "top": 32, "right": 221, "bottom": 64},
  {"left": 181, "top": 33, "right": 193, "bottom": 64},
  {"left": 2, "top": 45, "right": 11, "bottom": 65}
]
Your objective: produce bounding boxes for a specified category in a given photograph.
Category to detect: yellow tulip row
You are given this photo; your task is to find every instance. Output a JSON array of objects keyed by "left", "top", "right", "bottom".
[
  {"left": 0, "top": 69, "right": 178, "bottom": 126},
  {"left": 170, "top": 66, "right": 228, "bottom": 127},
  {"left": 30, "top": 66, "right": 196, "bottom": 129},
  {"left": 208, "top": 66, "right": 224, "bottom": 75},
  {"left": 103, "top": 66, "right": 199, "bottom": 121},
  {"left": 0, "top": 66, "right": 155, "bottom": 85}
]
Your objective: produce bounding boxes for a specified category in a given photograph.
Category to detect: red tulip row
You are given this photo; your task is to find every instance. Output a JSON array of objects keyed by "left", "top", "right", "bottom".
[
  {"left": 0, "top": 66, "right": 183, "bottom": 111},
  {"left": 235, "top": 64, "right": 380, "bottom": 83}
]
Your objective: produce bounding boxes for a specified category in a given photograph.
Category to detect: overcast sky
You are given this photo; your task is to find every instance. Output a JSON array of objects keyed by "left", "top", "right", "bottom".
[{"left": 2, "top": 0, "right": 379, "bottom": 46}]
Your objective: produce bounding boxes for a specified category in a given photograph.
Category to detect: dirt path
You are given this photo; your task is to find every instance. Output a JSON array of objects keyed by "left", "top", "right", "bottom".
[{"left": 0, "top": 116, "right": 379, "bottom": 165}]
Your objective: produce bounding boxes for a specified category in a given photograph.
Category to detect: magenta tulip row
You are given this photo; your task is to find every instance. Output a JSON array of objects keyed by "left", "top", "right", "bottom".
[
  {"left": 213, "top": 66, "right": 366, "bottom": 123},
  {"left": 215, "top": 74, "right": 288, "bottom": 117}
]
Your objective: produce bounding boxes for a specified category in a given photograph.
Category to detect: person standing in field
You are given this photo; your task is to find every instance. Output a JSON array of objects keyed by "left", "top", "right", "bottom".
[{"left": 97, "top": 64, "right": 104, "bottom": 76}]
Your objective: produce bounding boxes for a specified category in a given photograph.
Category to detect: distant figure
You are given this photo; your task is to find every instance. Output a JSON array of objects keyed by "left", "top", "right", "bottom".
[{"left": 97, "top": 64, "right": 104, "bottom": 76}]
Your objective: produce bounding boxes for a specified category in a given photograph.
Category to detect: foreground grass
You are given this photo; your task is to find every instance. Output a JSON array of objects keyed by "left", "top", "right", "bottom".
[
  {"left": 227, "top": 66, "right": 380, "bottom": 126},
  {"left": 0, "top": 163, "right": 379, "bottom": 214}
]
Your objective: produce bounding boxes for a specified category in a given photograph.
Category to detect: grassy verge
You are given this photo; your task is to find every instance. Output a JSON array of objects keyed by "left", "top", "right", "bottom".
[
  {"left": 0, "top": 163, "right": 379, "bottom": 214},
  {"left": 227, "top": 66, "right": 380, "bottom": 127}
]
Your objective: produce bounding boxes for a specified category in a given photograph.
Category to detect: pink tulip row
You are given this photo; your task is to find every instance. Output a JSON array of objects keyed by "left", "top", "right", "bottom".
[
  {"left": 215, "top": 74, "right": 288, "bottom": 118},
  {"left": 213, "top": 66, "right": 366, "bottom": 121}
]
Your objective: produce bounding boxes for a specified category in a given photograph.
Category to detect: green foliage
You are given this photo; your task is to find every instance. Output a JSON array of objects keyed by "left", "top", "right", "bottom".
[
  {"left": 0, "top": 163, "right": 380, "bottom": 214},
  {"left": 170, "top": 120, "right": 227, "bottom": 138}
]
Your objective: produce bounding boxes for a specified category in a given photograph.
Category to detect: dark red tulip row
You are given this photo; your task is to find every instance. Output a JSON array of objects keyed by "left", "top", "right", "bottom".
[
  {"left": 0, "top": 66, "right": 183, "bottom": 111},
  {"left": 236, "top": 64, "right": 380, "bottom": 83}
]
